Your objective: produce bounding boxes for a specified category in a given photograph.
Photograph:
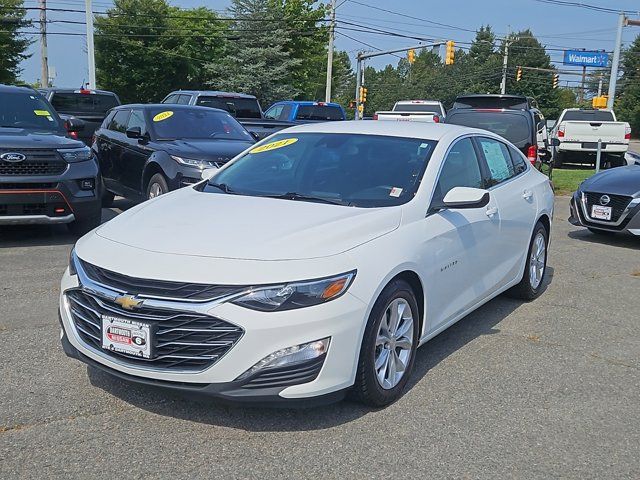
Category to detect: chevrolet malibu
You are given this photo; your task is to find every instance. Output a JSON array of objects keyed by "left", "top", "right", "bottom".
[{"left": 59, "top": 122, "right": 554, "bottom": 407}]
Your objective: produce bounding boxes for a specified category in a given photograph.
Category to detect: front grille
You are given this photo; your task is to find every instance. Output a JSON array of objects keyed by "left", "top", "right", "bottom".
[
  {"left": 66, "top": 289, "right": 244, "bottom": 371},
  {"left": 0, "top": 148, "right": 67, "bottom": 176},
  {"left": 79, "top": 258, "right": 248, "bottom": 301},
  {"left": 0, "top": 182, "right": 56, "bottom": 190},
  {"left": 584, "top": 192, "right": 632, "bottom": 222}
]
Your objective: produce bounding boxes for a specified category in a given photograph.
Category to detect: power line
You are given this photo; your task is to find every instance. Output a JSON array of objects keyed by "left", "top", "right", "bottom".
[{"left": 531, "top": 0, "right": 638, "bottom": 15}]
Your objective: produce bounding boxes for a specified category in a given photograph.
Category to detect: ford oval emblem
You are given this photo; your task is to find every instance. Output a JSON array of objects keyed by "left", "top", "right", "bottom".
[
  {"left": 0, "top": 152, "right": 26, "bottom": 163},
  {"left": 599, "top": 194, "right": 610, "bottom": 206}
]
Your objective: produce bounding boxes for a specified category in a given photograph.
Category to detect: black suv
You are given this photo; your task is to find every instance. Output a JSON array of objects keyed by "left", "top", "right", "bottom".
[
  {"left": 0, "top": 85, "right": 102, "bottom": 234},
  {"left": 94, "top": 104, "right": 255, "bottom": 203},
  {"left": 39, "top": 88, "right": 121, "bottom": 146}
]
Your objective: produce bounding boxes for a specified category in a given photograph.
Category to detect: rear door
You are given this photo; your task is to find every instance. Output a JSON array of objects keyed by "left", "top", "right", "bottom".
[
  {"left": 120, "top": 109, "right": 152, "bottom": 194},
  {"left": 475, "top": 136, "right": 538, "bottom": 287}
]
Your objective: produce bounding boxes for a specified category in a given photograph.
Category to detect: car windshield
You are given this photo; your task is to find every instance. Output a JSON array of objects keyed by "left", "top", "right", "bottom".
[
  {"left": 446, "top": 111, "right": 531, "bottom": 145},
  {"left": 204, "top": 133, "right": 437, "bottom": 207},
  {"left": 562, "top": 110, "right": 615, "bottom": 121},
  {"left": 295, "top": 105, "right": 344, "bottom": 121},
  {"left": 0, "top": 91, "right": 62, "bottom": 132},
  {"left": 50, "top": 92, "right": 119, "bottom": 114},
  {"left": 149, "top": 108, "right": 254, "bottom": 141},
  {"left": 195, "top": 96, "right": 262, "bottom": 119},
  {"left": 394, "top": 104, "right": 442, "bottom": 114}
]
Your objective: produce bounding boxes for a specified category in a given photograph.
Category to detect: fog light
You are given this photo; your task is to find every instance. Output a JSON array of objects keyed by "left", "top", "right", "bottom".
[
  {"left": 235, "top": 337, "right": 330, "bottom": 381},
  {"left": 79, "top": 178, "right": 95, "bottom": 190}
]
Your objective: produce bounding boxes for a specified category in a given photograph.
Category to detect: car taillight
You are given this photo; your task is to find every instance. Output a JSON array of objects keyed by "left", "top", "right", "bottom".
[
  {"left": 557, "top": 125, "right": 565, "bottom": 138},
  {"left": 433, "top": 115, "right": 440, "bottom": 123},
  {"left": 69, "top": 131, "right": 78, "bottom": 140},
  {"left": 625, "top": 126, "right": 631, "bottom": 140},
  {"left": 373, "top": 113, "right": 378, "bottom": 120},
  {"left": 527, "top": 145, "right": 537, "bottom": 164}
]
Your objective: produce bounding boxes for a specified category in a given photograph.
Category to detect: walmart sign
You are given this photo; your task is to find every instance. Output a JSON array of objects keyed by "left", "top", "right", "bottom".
[{"left": 563, "top": 50, "right": 609, "bottom": 67}]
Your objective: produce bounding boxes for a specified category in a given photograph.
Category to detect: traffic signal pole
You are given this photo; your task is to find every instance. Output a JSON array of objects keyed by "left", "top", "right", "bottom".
[
  {"left": 607, "top": 12, "right": 626, "bottom": 110},
  {"left": 354, "top": 42, "right": 444, "bottom": 120}
]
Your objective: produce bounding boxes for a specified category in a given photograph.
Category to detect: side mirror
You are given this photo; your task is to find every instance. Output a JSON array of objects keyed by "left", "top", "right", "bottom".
[
  {"left": 550, "top": 138, "right": 560, "bottom": 147},
  {"left": 126, "top": 126, "right": 142, "bottom": 139},
  {"left": 537, "top": 120, "right": 546, "bottom": 131},
  {"left": 442, "top": 187, "right": 490, "bottom": 209},
  {"left": 201, "top": 167, "right": 219, "bottom": 181},
  {"left": 65, "top": 117, "right": 85, "bottom": 132}
]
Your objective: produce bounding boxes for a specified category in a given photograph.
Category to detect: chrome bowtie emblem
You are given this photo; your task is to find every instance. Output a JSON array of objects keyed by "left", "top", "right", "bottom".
[
  {"left": 114, "top": 294, "right": 143, "bottom": 310},
  {"left": 599, "top": 195, "right": 610, "bottom": 206},
  {"left": 0, "top": 152, "right": 26, "bottom": 163}
]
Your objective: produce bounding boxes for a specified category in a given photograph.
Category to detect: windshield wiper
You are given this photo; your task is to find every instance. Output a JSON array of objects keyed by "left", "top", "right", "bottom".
[
  {"left": 207, "top": 182, "right": 236, "bottom": 194},
  {"left": 263, "top": 192, "right": 350, "bottom": 206}
]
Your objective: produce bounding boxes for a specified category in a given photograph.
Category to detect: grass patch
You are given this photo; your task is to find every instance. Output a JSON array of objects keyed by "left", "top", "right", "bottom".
[{"left": 550, "top": 168, "right": 595, "bottom": 196}]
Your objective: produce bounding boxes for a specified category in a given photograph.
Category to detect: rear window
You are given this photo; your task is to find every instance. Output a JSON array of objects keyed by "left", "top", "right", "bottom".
[
  {"left": 561, "top": 110, "right": 615, "bottom": 122},
  {"left": 453, "top": 97, "right": 529, "bottom": 110},
  {"left": 50, "top": 93, "right": 119, "bottom": 114},
  {"left": 446, "top": 111, "right": 532, "bottom": 145},
  {"left": 195, "top": 96, "right": 262, "bottom": 119},
  {"left": 295, "top": 105, "right": 344, "bottom": 121},
  {"left": 393, "top": 103, "right": 442, "bottom": 115}
]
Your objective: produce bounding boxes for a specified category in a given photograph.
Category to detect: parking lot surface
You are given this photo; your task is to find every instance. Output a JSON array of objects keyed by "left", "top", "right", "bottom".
[{"left": 0, "top": 197, "right": 638, "bottom": 479}]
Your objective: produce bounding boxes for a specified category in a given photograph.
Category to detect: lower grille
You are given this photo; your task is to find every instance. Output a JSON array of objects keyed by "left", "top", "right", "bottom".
[
  {"left": 66, "top": 289, "right": 244, "bottom": 371},
  {"left": 0, "top": 182, "right": 56, "bottom": 190},
  {"left": 584, "top": 192, "right": 632, "bottom": 222},
  {"left": 241, "top": 356, "right": 325, "bottom": 390}
]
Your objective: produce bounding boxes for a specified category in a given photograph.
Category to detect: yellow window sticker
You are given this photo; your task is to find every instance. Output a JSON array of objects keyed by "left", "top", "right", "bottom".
[
  {"left": 34, "top": 110, "right": 51, "bottom": 116},
  {"left": 250, "top": 138, "right": 298, "bottom": 154},
  {"left": 153, "top": 111, "right": 174, "bottom": 122}
]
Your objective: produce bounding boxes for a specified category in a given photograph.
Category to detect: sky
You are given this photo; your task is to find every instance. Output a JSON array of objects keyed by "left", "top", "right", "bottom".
[{"left": 16, "top": 0, "right": 640, "bottom": 90}]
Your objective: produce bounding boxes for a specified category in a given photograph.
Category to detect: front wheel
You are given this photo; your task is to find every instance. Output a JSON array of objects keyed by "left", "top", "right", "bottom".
[
  {"left": 146, "top": 173, "right": 169, "bottom": 200},
  {"left": 351, "top": 279, "right": 420, "bottom": 407},
  {"left": 507, "top": 221, "right": 549, "bottom": 301}
]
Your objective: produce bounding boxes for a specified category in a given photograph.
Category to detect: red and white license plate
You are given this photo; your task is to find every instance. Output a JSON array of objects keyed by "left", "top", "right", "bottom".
[
  {"left": 101, "top": 315, "right": 152, "bottom": 358},
  {"left": 591, "top": 204, "right": 612, "bottom": 221}
]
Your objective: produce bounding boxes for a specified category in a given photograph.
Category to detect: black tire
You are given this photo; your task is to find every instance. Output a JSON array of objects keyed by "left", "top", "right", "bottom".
[
  {"left": 351, "top": 279, "right": 420, "bottom": 407},
  {"left": 553, "top": 151, "right": 565, "bottom": 169},
  {"left": 101, "top": 188, "right": 115, "bottom": 208},
  {"left": 146, "top": 173, "right": 169, "bottom": 200},
  {"left": 507, "top": 221, "right": 549, "bottom": 301},
  {"left": 67, "top": 211, "right": 102, "bottom": 236},
  {"left": 587, "top": 227, "right": 616, "bottom": 236}
]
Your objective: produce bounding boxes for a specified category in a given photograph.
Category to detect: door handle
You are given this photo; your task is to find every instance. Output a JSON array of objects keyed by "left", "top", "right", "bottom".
[
  {"left": 523, "top": 190, "right": 533, "bottom": 200},
  {"left": 486, "top": 206, "right": 498, "bottom": 217}
]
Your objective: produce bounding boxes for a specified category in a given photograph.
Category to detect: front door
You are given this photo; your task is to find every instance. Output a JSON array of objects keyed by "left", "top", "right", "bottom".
[{"left": 121, "top": 109, "right": 152, "bottom": 196}]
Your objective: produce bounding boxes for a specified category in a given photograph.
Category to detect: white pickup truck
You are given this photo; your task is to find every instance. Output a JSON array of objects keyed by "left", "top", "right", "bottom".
[
  {"left": 550, "top": 108, "right": 630, "bottom": 168},
  {"left": 374, "top": 100, "right": 445, "bottom": 123}
]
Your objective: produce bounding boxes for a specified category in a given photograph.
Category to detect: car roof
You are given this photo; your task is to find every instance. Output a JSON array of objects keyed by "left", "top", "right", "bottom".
[
  {"left": 280, "top": 120, "right": 485, "bottom": 141},
  {"left": 0, "top": 84, "right": 39, "bottom": 94},
  {"left": 272, "top": 100, "right": 342, "bottom": 107},
  {"left": 456, "top": 94, "right": 528, "bottom": 100},
  {"left": 395, "top": 100, "right": 441, "bottom": 104},
  {"left": 39, "top": 88, "right": 118, "bottom": 95},
  {"left": 166, "top": 90, "right": 257, "bottom": 99}
]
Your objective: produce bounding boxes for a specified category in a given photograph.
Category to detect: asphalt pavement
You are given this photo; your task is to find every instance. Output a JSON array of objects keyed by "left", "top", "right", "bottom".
[{"left": 0, "top": 197, "right": 638, "bottom": 479}]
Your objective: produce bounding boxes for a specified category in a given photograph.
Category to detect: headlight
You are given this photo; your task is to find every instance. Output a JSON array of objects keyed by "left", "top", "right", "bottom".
[
  {"left": 69, "top": 247, "right": 77, "bottom": 276},
  {"left": 171, "top": 155, "right": 219, "bottom": 169},
  {"left": 57, "top": 146, "right": 92, "bottom": 163},
  {"left": 232, "top": 271, "right": 356, "bottom": 312}
]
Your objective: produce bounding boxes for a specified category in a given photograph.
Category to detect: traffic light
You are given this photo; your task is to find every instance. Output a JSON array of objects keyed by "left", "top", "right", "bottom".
[
  {"left": 445, "top": 40, "right": 455, "bottom": 65},
  {"left": 357, "top": 104, "right": 364, "bottom": 115},
  {"left": 358, "top": 86, "right": 367, "bottom": 103},
  {"left": 516, "top": 66, "right": 522, "bottom": 82},
  {"left": 552, "top": 73, "right": 559, "bottom": 89},
  {"left": 407, "top": 49, "right": 416, "bottom": 64},
  {"left": 592, "top": 96, "right": 607, "bottom": 108}
]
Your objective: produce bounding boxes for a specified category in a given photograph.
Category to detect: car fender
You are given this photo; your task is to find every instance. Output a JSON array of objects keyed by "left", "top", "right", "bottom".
[{"left": 140, "top": 151, "right": 180, "bottom": 192}]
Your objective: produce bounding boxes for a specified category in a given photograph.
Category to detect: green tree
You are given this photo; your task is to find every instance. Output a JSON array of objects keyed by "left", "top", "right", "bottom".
[
  {"left": 616, "top": 34, "right": 640, "bottom": 135},
  {"left": 206, "top": 0, "right": 301, "bottom": 107},
  {"left": 95, "top": 0, "right": 226, "bottom": 103},
  {"left": 0, "top": 0, "right": 31, "bottom": 83}
]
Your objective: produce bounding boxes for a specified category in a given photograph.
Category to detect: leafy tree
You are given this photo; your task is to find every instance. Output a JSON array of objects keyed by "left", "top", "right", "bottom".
[
  {"left": 95, "top": 0, "right": 226, "bottom": 103},
  {"left": 0, "top": 0, "right": 31, "bottom": 83},
  {"left": 616, "top": 34, "right": 640, "bottom": 135},
  {"left": 206, "top": 0, "right": 300, "bottom": 108}
]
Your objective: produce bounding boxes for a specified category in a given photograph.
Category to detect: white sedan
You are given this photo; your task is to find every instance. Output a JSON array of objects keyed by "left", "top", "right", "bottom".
[{"left": 59, "top": 121, "right": 554, "bottom": 407}]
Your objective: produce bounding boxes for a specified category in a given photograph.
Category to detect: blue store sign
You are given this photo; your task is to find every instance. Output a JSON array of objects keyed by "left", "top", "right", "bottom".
[{"left": 563, "top": 50, "right": 609, "bottom": 67}]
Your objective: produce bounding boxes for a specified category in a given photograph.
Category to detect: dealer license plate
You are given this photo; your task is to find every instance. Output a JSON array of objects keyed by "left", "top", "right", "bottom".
[
  {"left": 591, "top": 204, "right": 612, "bottom": 221},
  {"left": 102, "top": 315, "right": 152, "bottom": 359}
]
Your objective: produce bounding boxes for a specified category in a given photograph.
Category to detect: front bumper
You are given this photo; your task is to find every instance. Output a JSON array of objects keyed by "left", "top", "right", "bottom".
[
  {"left": 0, "top": 158, "right": 101, "bottom": 225},
  {"left": 569, "top": 192, "right": 640, "bottom": 235},
  {"left": 59, "top": 267, "right": 369, "bottom": 404}
]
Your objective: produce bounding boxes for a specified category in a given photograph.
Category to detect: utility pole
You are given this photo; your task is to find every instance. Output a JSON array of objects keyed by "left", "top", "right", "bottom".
[
  {"left": 39, "top": 0, "right": 49, "bottom": 87},
  {"left": 85, "top": 0, "right": 96, "bottom": 89},
  {"left": 607, "top": 12, "right": 625, "bottom": 109},
  {"left": 324, "top": 0, "right": 336, "bottom": 102},
  {"left": 597, "top": 75, "right": 603, "bottom": 97},
  {"left": 500, "top": 30, "right": 513, "bottom": 95}
]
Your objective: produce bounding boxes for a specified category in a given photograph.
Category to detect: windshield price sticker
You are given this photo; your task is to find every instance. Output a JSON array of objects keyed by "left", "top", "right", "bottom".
[
  {"left": 250, "top": 138, "right": 298, "bottom": 154},
  {"left": 34, "top": 110, "right": 51, "bottom": 116},
  {"left": 390, "top": 187, "right": 403, "bottom": 197},
  {"left": 153, "top": 111, "right": 174, "bottom": 122}
]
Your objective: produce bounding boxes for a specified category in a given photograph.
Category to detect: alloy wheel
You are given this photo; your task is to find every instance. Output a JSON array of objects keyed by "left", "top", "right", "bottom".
[
  {"left": 374, "top": 298, "right": 414, "bottom": 390},
  {"left": 529, "top": 232, "right": 546, "bottom": 289},
  {"left": 148, "top": 182, "right": 164, "bottom": 199}
]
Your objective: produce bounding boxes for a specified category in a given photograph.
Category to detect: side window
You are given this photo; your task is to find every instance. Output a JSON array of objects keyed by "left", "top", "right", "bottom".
[
  {"left": 127, "top": 110, "right": 147, "bottom": 136},
  {"left": 162, "top": 94, "right": 178, "bottom": 104},
  {"left": 264, "top": 105, "right": 283, "bottom": 120},
  {"left": 279, "top": 104, "right": 292, "bottom": 121},
  {"left": 101, "top": 111, "right": 115, "bottom": 129},
  {"left": 176, "top": 95, "right": 191, "bottom": 105},
  {"left": 107, "top": 110, "right": 130, "bottom": 133},
  {"left": 432, "top": 138, "right": 483, "bottom": 204},
  {"left": 477, "top": 137, "right": 515, "bottom": 186},
  {"left": 508, "top": 145, "right": 528, "bottom": 175}
]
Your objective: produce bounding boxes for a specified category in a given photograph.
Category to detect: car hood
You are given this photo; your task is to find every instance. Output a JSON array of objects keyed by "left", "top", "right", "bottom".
[
  {"left": 580, "top": 165, "right": 640, "bottom": 196},
  {"left": 161, "top": 138, "right": 254, "bottom": 164},
  {"left": 95, "top": 187, "right": 402, "bottom": 260},
  {"left": 0, "top": 128, "right": 83, "bottom": 149}
]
